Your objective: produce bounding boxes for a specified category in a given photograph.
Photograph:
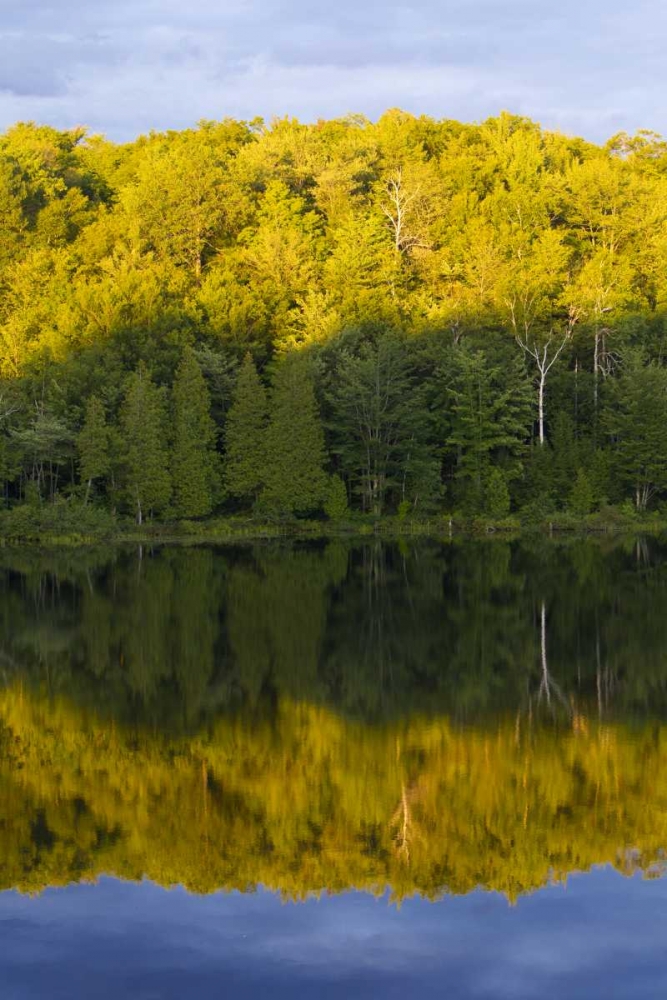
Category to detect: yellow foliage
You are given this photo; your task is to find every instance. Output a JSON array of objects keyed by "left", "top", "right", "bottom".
[{"left": 1, "top": 683, "right": 666, "bottom": 903}]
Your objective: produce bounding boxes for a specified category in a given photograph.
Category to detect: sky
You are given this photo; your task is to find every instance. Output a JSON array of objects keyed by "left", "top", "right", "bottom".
[{"left": 0, "top": 0, "right": 664, "bottom": 143}]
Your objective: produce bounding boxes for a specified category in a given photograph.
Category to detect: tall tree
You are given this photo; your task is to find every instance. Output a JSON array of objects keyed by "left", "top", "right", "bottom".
[
  {"left": 446, "top": 348, "right": 532, "bottom": 513},
  {"left": 496, "top": 220, "right": 571, "bottom": 445},
  {"left": 324, "top": 332, "right": 438, "bottom": 514},
  {"left": 120, "top": 130, "right": 228, "bottom": 281},
  {"left": 261, "top": 356, "right": 327, "bottom": 516},
  {"left": 171, "top": 347, "right": 221, "bottom": 518},
  {"left": 78, "top": 395, "right": 110, "bottom": 502},
  {"left": 120, "top": 365, "right": 171, "bottom": 524},
  {"left": 605, "top": 350, "right": 667, "bottom": 510},
  {"left": 224, "top": 353, "right": 268, "bottom": 506}
]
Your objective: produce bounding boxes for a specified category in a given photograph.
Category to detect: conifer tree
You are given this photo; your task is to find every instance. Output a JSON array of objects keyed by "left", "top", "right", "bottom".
[
  {"left": 261, "top": 357, "right": 327, "bottom": 516},
  {"left": 171, "top": 347, "right": 220, "bottom": 518},
  {"left": 324, "top": 474, "right": 349, "bottom": 520},
  {"left": 568, "top": 468, "right": 595, "bottom": 516},
  {"left": 224, "top": 353, "right": 268, "bottom": 505},
  {"left": 484, "top": 467, "right": 511, "bottom": 518},
  {"left": 120, "top": 365, "right": 171, "bottom": 524},
  {"left": 323, "top": 333, "right": 434, "bottom": 515},
  {"left": 78, "top": 395, "right": 110, "bottom": 503},
  {"left": 606, "top": 351, "right": 667, "bottom": 510},
  {"left": 448, "top": 349, "right": 532, "bottom": 513}
]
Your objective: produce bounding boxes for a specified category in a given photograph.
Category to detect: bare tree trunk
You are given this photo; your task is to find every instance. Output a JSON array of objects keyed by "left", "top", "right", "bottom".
[
  {"left": 515, "top": 315, "right": 577, "bottom": 446},
  {"left": 538, "top": 370, "right": 546, "bottom": 446},
  {"left": 593, "top": 327, "right": 599, "bottom": 416}
]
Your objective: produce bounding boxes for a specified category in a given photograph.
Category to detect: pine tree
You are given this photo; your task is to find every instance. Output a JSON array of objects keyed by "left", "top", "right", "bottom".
[
  {"left": 448, "top": 349, "right": 532, "bottom": 514},
  {"left": 485, "top": 467, "right": 511, "bottom": 518},
  {"left": 120, "top": 365, "right": 171, "bottom": 524},
  {"left": 171, "top": 347, "right": 220, "bottom": 518},
  {"left": 78, "top": 395, "right": 110, "bottom": 503},
  {"left": 324, "top": 474, "right": 349, "bottom": 520},
  {"left": 324, "top": 332, "right": 436, "bottom": 515},
  {"left": 568, "top": 468, "right": 595, "bottom": 516},
  {"left": 605, "top": 350, "right": 667, "bottom": 510},
  {"left": 224, "top": 353, "right": 268, "bottom": 506},
  {"left": 261, "top": 357, "right": 327, "bottom": 516}
]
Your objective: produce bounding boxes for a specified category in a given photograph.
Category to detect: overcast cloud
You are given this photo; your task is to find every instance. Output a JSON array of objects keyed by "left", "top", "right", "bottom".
[{"left": 0, "top": 0, "right": 664, "bottom": 142}]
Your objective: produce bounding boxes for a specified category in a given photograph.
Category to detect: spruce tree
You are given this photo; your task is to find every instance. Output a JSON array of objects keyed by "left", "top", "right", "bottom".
[
  {"left": 323, "top": 332, "right": 435, "bottom": 515},
  {"left": 324, "top": 474, "right": 349, "bottom": 520},
  {"left": 606, "top": 351, "right": 667, "bottom": 510},
  {"left": 261, "top": 357, "right": 327, "bottom": 516},
  {"left": 171, "top": 347, "right": 220, "bottom": 518},
  {"left": 484, "top": 467, "right": 511, "bottom": 519},
  {"left": 448, "top": 349, "right": 532, "bottom": 513},
  {"left": 224, "top": 353, "right": 267, "bottom": 506},
  {"left": 568, "top": 468, "right": 595, "bottom": 516},
  {"left": 120, "top": 365, "right": 171, "bottom": 524},
  {"left": 78, "top": 395, "right": 110, "bottom": 502}
]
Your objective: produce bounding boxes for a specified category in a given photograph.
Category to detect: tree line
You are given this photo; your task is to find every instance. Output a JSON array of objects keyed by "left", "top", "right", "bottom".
[{"left": 3, "top": 112, "right": 667, "bottom": 522}]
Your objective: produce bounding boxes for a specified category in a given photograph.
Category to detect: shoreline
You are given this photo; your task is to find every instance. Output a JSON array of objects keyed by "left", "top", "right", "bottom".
[{"left": 1, "top": 512, "right": 666, "bottom": 547}]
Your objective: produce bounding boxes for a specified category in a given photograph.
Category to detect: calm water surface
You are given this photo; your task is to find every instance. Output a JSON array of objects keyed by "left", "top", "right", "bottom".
[{"left": 1, "top": 537, "right": 667, "bottom": 998}]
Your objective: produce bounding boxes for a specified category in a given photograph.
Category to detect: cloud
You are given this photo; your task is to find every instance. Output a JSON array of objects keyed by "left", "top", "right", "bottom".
[{"left": 0, "top": 0, "right": 665, "bottom": 141}]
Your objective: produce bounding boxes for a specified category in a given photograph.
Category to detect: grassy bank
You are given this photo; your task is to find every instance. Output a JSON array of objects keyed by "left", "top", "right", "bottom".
[{"left": 1, "top": 500, "right": 667, "bottom": 547}]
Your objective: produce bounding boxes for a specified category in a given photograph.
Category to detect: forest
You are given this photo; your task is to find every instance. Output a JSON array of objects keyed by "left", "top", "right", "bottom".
[{"left": 2, "top": 110, "right": 667, "bottom": 530}]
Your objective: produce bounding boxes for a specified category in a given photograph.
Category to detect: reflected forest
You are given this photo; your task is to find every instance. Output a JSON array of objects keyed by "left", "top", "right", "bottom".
[{"left": 2, "top": 539, "right": 667, "bottom": 901}]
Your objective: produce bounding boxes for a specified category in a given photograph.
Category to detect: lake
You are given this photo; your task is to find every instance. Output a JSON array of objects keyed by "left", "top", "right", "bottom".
[{"left": 1, "top": 537, "right": 667, "bottom": 998}]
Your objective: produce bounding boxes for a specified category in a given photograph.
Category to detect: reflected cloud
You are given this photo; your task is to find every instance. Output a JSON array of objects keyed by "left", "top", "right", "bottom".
[{"left": 1, "top": 872, "right": 667, "bottom": 999}]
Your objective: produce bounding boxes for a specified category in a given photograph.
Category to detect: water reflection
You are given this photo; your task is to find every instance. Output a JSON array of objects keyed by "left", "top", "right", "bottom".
[{"left": 1, "top": 537, "right": 667, "bottom": 901}]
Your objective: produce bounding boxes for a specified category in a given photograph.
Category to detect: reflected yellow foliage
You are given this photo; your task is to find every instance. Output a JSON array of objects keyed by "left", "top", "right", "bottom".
[{"left": 1, "top": 683, "right": 666, "bottom": 902}]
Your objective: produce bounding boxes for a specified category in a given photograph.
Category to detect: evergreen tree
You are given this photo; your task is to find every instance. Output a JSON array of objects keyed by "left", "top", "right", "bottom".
[
  {"left": 324, "top": 474, "right": 349, "bottom": 520},
  {"left": 261, "top": 357, "right": 327, "bottom": 516},
  {"left": 447, "top": 349, "right": 532, "bottom": 513},
  {"left": 120, "top": 365, "right": 171, "bottom": 524},
  {"left": 485, "top": 467, "right": 511, "bottom": 518},
  {"left": 549, "top": 412, "right": 578, "bottom": 502},
  {"left": 324, "top": 333, "right": 436, "bottom": 515},
  {"left": 171, "top": 347, "right": 220, "bottom": 518},
  {"left": 11, "top": 405, "right": 74, "bottom": 502},
  {"left": 605, "top": 352, "right": 667, "bottom": 510},
  {"left": 224, "top": 353, "right": 268, "bottom": 506},
  {"left": 568, "top": 468, "right": 595, "bottom": 516},
  {"left": 78, "top": 395, "right": 110, "bottom": 503}
]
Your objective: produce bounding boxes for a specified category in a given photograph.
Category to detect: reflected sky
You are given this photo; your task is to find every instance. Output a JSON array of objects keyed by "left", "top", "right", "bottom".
[{"left": 1, "top": 868, "right": 667, "bottom": 999}]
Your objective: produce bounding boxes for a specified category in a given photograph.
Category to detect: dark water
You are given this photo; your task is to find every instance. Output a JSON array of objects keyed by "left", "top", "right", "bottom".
[{"left": 1, "top": 537, "right": 667, "bottom": 998}]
